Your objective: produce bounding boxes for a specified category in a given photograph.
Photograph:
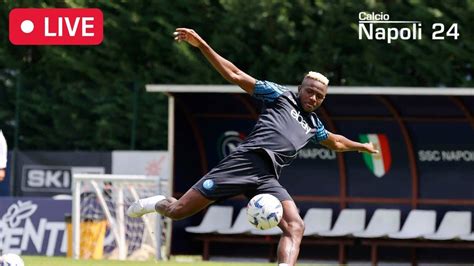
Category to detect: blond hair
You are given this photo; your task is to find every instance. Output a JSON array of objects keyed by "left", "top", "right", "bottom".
[{"left": 305, "top": 71, "right": 329, "bottom": 86}]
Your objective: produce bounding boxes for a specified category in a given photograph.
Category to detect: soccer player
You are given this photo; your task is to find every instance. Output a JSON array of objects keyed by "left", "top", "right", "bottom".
[
  {"left": 0, "top": 130, "right": 7, "bottom": 181},
  {"left": 128, "top": 28, "right": 378, "bottom": 266}
]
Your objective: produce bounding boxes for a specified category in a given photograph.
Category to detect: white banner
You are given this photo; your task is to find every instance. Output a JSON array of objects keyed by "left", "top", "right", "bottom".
[{"left": 112, "top": 151, "right": 169, "bottom": 180}]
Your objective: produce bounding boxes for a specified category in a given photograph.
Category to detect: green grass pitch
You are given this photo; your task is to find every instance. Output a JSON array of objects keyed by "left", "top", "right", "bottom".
[{"left": 22, "top": 256, "right": 324, "bottom": 266}]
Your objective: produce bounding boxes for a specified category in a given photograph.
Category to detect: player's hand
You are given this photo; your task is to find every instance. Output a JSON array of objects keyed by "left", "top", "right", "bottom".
[
  {"left": 0, "top": 170, "right": 5, "bottom": 182},
  {"left": 361, "top": 142, "right": 379, "bottom": 154},
  {"left": 173, "top": 28, "right": 205, "bottom": 48}
]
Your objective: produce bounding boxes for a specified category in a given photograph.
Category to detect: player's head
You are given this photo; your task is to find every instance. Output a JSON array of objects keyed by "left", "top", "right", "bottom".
[{"left": 297, "top": 71, "right": 329, "bottom": 112}]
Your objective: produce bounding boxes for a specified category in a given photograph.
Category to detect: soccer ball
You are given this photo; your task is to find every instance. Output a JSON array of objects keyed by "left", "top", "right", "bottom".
[
  {"left": 0, "top": 253, "right": 24, "bottom": 266},
  {"left": 247, "top": 194, "right": 283, "bottom": 230}
]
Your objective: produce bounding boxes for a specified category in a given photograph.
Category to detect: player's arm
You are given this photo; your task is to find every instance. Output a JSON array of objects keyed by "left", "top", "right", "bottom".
[
  {"left": 320, "top": 132, "right": 379, "bottom": 154},
  {"left": 174, "top": 28, "right": 256, "bottom": 94}
]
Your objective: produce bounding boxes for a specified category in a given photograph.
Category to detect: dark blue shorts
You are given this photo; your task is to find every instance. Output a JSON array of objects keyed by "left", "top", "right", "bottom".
[{"left": 192, "top": 150, "right": 292, "bottom": 202}]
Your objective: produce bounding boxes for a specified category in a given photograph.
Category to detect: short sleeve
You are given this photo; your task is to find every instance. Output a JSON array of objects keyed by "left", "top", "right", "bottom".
[
  {"left": 312, "top": 117, "right": 329, "bottom": 143},
  {"left": 0, "top": 130, "right": 7, "bottom": 168},
  {"left": 252, "top": 80, "right": 287, "bottom": 103}
]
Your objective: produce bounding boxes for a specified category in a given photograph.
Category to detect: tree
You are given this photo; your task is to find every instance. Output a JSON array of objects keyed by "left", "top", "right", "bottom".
[{"left": 0, "top": 0, "right": 472, "bottom": 150}]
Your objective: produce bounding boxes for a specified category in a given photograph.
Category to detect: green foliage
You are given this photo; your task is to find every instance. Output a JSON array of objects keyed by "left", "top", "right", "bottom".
[{"left": 0, "top": 0, "right": 472, "bottom": 150}]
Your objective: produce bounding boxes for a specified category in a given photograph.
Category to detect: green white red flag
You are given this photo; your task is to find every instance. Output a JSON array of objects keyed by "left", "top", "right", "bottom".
[{"left": 359, "top": 134, "right": 392, "bottom": 178}]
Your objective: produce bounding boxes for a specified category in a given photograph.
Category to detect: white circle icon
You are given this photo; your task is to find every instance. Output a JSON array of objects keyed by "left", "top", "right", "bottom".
[{"left": 21, "top": 20, "right": 34, "bottom": 34}]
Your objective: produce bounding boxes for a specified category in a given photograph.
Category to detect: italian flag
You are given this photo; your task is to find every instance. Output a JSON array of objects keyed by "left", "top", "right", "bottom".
[{"left": 359, "top": 134, "right": 392, "bottom": 178}]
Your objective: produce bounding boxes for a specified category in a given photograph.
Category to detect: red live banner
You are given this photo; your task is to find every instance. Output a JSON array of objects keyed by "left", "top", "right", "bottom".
[{"left": 9, "top": 8, "right": 103, "bottom": 45}]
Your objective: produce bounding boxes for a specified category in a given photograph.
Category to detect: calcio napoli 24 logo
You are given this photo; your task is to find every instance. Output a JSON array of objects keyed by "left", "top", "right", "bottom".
[
  {"left": 359, "top": 133, "right": 392, "bottom": 178},
  {"left": 217, "top": 131, "right": 246, "bottom": 159}
]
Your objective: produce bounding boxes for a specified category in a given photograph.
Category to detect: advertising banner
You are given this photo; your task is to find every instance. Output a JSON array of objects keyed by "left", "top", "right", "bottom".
[
  {"left": 112, "top": 151, "right": 170, "bottom": 180},
  {"left": 337, "top": 120, "right": 412, "bottom": 198},
  {"left": 0, "top": 197, "right": 71, "bottom": 256},
  {"left": 409, "top": 122, "right": 474, "bottom": 199},
  {"left": 15, "top": 151, "right": 111, "bottom": 197}
]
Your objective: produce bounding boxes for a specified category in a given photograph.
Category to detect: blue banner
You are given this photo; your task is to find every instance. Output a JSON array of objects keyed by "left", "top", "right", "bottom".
[
  {"left": 0, "top": 197, "right": 70, "bottom": 256},
  {"left": 14, "top": 151, "right": 111, "bottom": 197},
  {"left": 409, "top": 122, "right": 474, "bottom": 199},
  {"left": 337, "top": 120, "right": 412, "bottom": 198}
]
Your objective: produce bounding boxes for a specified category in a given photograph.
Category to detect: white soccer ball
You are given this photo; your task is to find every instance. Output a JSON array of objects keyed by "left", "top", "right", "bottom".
[
  {"left": 0, "top": 253, "right": 25, "bottom": 266},
  {"left": 247, "top": 194, "right": 283, "bottom": 230}
]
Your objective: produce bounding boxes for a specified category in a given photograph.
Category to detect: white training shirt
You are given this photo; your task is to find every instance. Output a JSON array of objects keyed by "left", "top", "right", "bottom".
[{"left": 0, "top": 130, "right": 7, "bottom": 169}]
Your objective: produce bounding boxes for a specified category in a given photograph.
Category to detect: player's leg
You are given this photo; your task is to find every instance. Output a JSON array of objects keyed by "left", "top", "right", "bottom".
[
  {"left": 127, "top": 187, "right": 214, "bottom": 220},
  {"left": 157, "top": 150, "right": 268, "bottom": 220},
  {"left": 252, "top": 175, "right": 303, "bottom": 266},
  {"left": 128, "top": 151, "right": 256, "bottom": 219},
  {"left": 155, "top": 188, "right": 214, "bottom": 220},
  {"left": 128, "top": 150, "right": 264, "bottom": 220},
  {"left": 277, "top": 200, "right": 304, "bottom": 266}
]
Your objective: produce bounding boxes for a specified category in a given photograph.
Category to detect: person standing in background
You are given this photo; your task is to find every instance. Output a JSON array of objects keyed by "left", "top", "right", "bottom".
[{"left": 0, "top": 130, "right": 7, "bottom": 181}]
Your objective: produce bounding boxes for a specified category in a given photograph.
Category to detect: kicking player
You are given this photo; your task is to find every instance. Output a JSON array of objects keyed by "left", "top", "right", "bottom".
[{"left": 128, "top": 28, "right": 378, "bottom": 266}]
